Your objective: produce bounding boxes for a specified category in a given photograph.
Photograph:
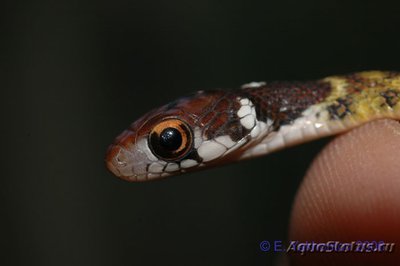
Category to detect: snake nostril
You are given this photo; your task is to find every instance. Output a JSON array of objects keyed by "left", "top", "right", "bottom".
[
  {"left": 116, "top": 154, "right": 127, "bottom": 166},
  {"left": 105, "top": 144, "right": 126, "bottom": 176}
]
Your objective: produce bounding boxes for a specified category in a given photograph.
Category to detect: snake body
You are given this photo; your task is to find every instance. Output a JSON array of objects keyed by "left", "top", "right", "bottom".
[{"left": 106, "top": 71, "right": 400, "bottom": 182}]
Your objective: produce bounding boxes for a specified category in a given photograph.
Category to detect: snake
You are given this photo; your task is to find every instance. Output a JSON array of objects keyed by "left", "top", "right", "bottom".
[{"left": 105, "top": 71, "right": 400, "bottom": 182}]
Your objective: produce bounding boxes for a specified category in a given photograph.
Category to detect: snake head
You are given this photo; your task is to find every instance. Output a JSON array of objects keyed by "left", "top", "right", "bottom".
[{"left": 105, "top": 89, "right": 262, "bottom": 182}]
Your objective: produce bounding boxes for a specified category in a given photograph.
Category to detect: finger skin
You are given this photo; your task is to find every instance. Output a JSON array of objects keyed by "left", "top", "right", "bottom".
[{"left": 289, "top": 119, "right": 400, "bottom": 266}]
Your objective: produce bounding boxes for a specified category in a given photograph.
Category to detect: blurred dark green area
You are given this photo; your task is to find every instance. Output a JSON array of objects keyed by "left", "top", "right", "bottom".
[{"left": 1, "top": 0, "right": 400, "bottom": 265}]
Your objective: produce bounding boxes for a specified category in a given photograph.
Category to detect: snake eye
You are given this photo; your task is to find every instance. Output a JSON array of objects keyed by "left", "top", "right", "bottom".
[{"left": 149, "top": 118, "right": 193, "bottom": 160}]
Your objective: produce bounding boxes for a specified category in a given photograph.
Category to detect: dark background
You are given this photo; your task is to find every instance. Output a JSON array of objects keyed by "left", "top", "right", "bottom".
[{"left": 1, "top": 0, "right": 400, "bottom": 265}]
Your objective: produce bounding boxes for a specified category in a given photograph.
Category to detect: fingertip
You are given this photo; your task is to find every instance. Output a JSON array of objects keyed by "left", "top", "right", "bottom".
[{"left": 289, "top": 119, "right": 400, "bottom": 265}]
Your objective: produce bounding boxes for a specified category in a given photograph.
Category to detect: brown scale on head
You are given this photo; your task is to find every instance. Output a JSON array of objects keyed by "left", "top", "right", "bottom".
[{"left": 199, "top": 93, "right": 250, "bottom": 141}]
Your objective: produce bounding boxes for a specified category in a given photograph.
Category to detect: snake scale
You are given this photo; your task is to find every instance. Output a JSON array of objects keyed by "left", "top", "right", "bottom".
[{"left": 105, "top": 71, "right": 400, "bottom": 182}]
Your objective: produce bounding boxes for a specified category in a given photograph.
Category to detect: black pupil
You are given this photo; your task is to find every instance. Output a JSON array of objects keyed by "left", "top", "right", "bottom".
[{"left": 159, "top": 128, "right": 182, "bottom": 151}]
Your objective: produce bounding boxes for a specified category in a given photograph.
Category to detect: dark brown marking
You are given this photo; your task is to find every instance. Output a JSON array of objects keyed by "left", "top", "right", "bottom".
[
  {"left": 327, "top": 96, "right": 353, "bottom": 119},
  {"left": 160, "top": 149, "right": 203, "bottom": 173},
  {"left": 182, "top": 149, "right": 203, "bottom": 163},
  {"left": 242, "top": 81, "right": 331, "bottom": 129},
  {"left": 380, "top": 89, "right": 400, "bottom": 108}
]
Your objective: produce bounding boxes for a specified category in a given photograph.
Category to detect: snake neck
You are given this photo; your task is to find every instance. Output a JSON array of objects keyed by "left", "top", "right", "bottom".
[{"left": 237, "top": 71, "right": 400, "bottom": 159}]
